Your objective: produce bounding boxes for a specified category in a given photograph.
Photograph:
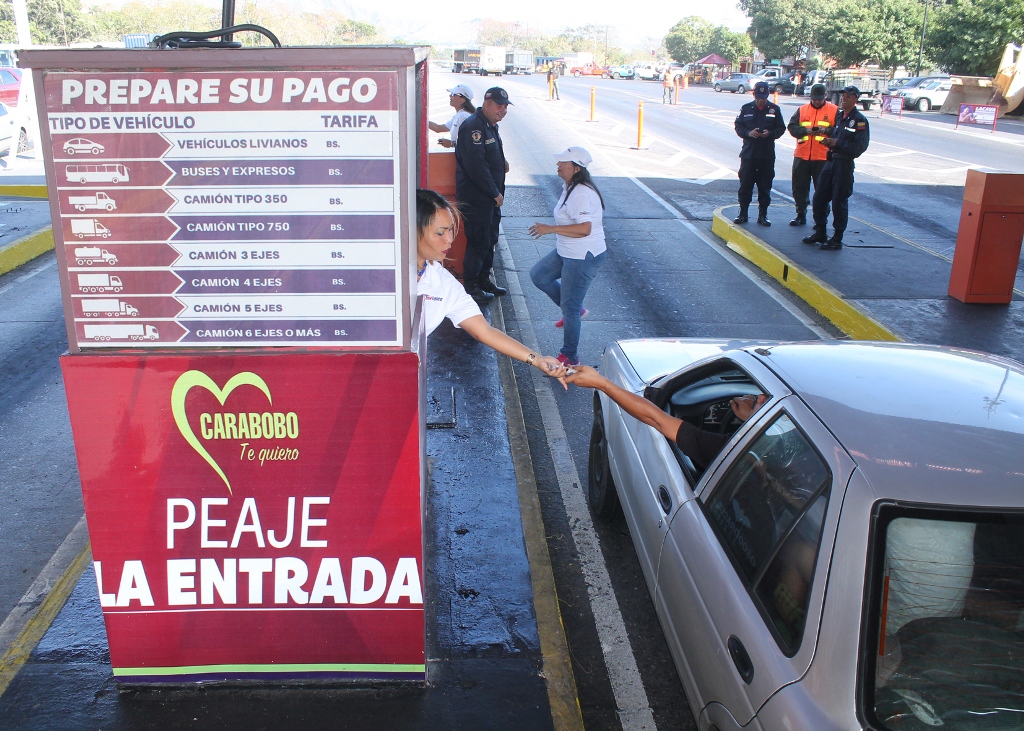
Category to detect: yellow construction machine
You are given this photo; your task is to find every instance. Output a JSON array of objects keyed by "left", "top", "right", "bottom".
[{"left": 940, "top": 43, "right": 1024, "bottom": 117}]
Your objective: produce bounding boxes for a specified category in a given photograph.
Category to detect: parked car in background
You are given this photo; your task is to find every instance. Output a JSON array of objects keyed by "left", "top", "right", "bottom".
[
  {"left": 570, "top": 62, "right": 611, "bottom": 78},
  {"left": 887, "top": 75, "right": 949, "bottom": 93},
  {"left": 0, "top": 103, "right": 27, "bottom": 154},
  {"left": 666, "top": 63, "right": 690, "bottom": 84},
  {"left": 635, "top": 64, "right": 661, "bottom": 81},
  {"left": 609, "top": 65, "right": 636, "bottom": 80},
  {"left": 757, "top": 71, "right": 800, "bottom": 94},
  {"left": 589, "top": 337, "right": 1024, "bottom": 731},
  {"left": 0, "top": 67, "right": 21, "bottom": 107},
  {"left": 714, "top": 73, "right": 759, "bottom": 93},
  {"left": 899, "top": 77, "right": 953, "bottom": 111}
]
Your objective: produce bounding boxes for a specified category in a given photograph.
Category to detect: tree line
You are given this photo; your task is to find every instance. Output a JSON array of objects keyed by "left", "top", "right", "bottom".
[
  {"left": 734, "top": 0, "right": 1024, "bottom": 76},
  {"left": 0, "top": 0, "right": 386, "bottom": 47}
]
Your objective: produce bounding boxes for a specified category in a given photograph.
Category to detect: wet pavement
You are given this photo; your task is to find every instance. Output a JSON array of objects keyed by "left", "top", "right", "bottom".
[{"left": 0, "top": 321, "right": 554, "bottom": 731}]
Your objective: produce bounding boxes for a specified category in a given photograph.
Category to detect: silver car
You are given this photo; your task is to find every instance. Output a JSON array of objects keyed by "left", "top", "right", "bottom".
[
  {"left": 589, "top": 339, "right": 1024, "bottom": 731},
  {"left": 714, "top": 73, "right": 759, "bottom": 94}
]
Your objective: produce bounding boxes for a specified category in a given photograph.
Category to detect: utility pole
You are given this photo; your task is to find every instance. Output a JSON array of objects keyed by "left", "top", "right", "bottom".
[{"left": 915, "top": 0, "right": 930, "bottom": 77}]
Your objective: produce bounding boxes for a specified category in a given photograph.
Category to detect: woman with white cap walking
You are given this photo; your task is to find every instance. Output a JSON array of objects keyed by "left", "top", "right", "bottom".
[
  {"left": 528, "top": 146, "right": 606, "bottom": 367},
  {"left": 428, "top": 84, "right": 475, "bottom": 148}
]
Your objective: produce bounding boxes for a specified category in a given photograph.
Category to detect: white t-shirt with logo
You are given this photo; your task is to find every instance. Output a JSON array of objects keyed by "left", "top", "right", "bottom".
[
  {"left": 554, "top": 183, "right": 606, "bottom": 260},
  {"left": 446, "top": 110, "right": 472, "bottom": 143},
  {"left": 417, "top": 261, "right": 482, "bottom": 336}
]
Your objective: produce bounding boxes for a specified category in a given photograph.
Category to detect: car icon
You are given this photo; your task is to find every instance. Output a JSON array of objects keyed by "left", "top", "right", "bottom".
[
  {"left": 63, "top": 138, "right": 104, "bottom": 155},
  {"left": 589, "top": 338, "right": 1024, "bottom": 731}
]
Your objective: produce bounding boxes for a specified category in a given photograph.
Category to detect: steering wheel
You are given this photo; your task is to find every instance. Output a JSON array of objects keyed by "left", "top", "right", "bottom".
[{"left": 719, "top": 404, "right": 741, "bottom": 435}]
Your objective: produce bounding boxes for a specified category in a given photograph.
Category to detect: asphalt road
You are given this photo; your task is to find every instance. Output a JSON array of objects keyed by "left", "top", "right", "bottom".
[{"left": 428, "top": 70, "right": 1024, "bottom": 729}]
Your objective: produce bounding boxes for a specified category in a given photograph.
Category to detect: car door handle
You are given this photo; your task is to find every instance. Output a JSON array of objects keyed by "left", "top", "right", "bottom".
[
  {"left": 656, "top": 485, "right": 672, "bottom": 514},
  {"left": 728, "top": 635, "right": 754, "bottom": 685}
]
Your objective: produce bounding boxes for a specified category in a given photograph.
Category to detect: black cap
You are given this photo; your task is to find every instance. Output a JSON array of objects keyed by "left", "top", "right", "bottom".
[
  {"left": 841, "top": 85, "right": 861, "bottom": 97},
  {"left": 753, "top": 81, "right": 770, "bottom": 99},
  {"left": 809, "top": 83, "right": 827, "bottom": 100},
  {"left": 484, "top": 87, "right": 513, "bottom": 105}
]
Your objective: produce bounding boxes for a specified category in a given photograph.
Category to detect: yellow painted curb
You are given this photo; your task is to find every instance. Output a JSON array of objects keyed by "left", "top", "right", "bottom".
[
  {"left": 0, "top": 185, "right": 48, "bottom": 199},
  {"left": 712, "top": 207, "right": 901, "bottom": 342},
  {"left": 0, "top": 543, "right": 91, "bottom": 697},
  {"left": 494, "top": 299, "right": 585, "bottom": 731},
  {"left": 0, "top": 226, "right": 54, "bottom": 277}
]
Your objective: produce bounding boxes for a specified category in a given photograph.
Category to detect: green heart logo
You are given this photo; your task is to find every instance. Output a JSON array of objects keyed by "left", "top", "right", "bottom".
[{"left": 171, "top": 370, "right": 272, "bottom": 494}]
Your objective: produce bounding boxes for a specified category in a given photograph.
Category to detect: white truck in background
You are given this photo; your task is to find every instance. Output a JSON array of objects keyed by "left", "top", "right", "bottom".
[
  {"left": 71, "top": 219, "right": 112, "bottom": 238},
  {"left": 78, "top": 273, "right": 123, "bottom": 292},
  {"left": 74, "top": 247, "right": 117, "bottom": 265},
  {"left": 505, "top": 49, "right": 534, "bottom": 74},
  {"left": 81, "top": 299, "right": 138, "bottom": 317},
  {"left": 479, "top": 45, "right": 506, "bottom": 75},
  {"left": 68, "top": 192, "right": 116, "bottom": 211},
  {"left": 83, "top": 324, "right": 158, "bottom": 341}
]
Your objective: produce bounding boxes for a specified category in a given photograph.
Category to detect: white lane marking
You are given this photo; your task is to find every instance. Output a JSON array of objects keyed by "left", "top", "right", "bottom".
[
  {"left": 497, "top": 232, "right": 659, "bottom": 731},
  {"left": 659, "top": 150, "right": 692, "bottom": 167},
  {"left": 0, "top": 257, "right": 55, "bottom": 296}
]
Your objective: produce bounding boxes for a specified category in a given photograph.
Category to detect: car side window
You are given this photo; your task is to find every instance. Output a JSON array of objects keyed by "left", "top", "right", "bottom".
[
  {"left": 702, "top": 411, "right": 832, "bottom": 653},
  {"left": 0, "top": 70, "right": 14, "bottom": 84}
]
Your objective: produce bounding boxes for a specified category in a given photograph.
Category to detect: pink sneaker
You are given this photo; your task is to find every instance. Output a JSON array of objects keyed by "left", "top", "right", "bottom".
[
  {"left": 557, "top": 353, "right": 580, "bottom": 367},
  {"left": 554, "top": 307, "right": 588, "bottom": 328}
]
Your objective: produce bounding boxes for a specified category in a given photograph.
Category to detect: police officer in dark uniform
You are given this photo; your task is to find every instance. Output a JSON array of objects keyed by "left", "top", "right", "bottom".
[
  {"left": 802, "top": 86, "right": 871, "bottom": 250},
  {"left": 733, "top": 80, "right": 786, "bottom": 226},
  {"left": 455, "top": 86, "right": 511, "bottom": 304}
]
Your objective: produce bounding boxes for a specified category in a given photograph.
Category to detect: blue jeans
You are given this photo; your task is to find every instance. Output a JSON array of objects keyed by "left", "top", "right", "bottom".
[{"left": 530, "top": 249, "right": 605, "bottom": 362}]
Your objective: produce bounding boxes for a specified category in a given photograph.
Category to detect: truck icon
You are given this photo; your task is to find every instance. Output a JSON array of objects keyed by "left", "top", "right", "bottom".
[
  {"left": 71, "top": 219, "right": 111, "bottom": 239},
  {"left": 83, "top": 324, "right": 158, "bottom": 341},
  {"left": 69, "top": 192, "right": 116, "bottom": 212},
  {"left": 78, "top": 273, "right": 123, "bottom": 293},
  {"left": 80, "top": 299, "right": 138, "bottom": 317},
  {"left": 74, "top": 247, "right": 117, "bottom": 265}
]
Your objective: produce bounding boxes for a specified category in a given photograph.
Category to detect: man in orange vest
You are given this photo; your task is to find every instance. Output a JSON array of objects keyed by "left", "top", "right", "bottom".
[{"left": 786, "top": 83, "right": 838, "bottom": 226}]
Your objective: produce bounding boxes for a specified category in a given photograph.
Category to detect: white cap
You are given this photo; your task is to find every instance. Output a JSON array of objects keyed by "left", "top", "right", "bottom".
[
  {"left": 553, "top": 146, "right": 593, "bottom": 168},
  {"left": 446, "top": 84, "right": 473, "bottom": 101}
]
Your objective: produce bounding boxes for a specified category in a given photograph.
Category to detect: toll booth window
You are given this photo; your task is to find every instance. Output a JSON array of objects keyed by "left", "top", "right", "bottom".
[
  {"left": 869, "top": 510, "right": 1024, "bottom": 731},
  {"left": 703, "top": 412, "right": 831, "bottom": 654}
]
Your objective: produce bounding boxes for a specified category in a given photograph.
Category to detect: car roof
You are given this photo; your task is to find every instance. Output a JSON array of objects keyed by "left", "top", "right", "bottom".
[{"left": 758, "top": 342, "right": 1024, "bottom": 507}]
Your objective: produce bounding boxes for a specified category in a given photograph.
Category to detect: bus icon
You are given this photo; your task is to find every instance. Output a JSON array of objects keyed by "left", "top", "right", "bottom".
[{"left": 66, "top": 164, "right": 130, "bottom": 184}]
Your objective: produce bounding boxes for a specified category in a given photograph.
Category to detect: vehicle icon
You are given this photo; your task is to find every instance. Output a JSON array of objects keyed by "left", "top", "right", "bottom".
[
  {"left": 63, "top": 138, "right": 104, "bottom": 155},
  {"left": 77, "top": 273, "right": 122, "bottom": 293},
  {"left": 66, "top": 164, "right": 129, "bottom": 185},
  {"left": 81, "top": 299, "right": 138, "bottom": 317},
  {"left": 71, "top": 219, "right": 111, "bottom": 239},
  {"left": 74, "top": 246, "right": 117, "bottom": 265},
  {"left": 83, "top": 323, "right": 158, "bottom": 341},
  {"left": 69, "top": 192, "right": 116, "bottom": 212}
]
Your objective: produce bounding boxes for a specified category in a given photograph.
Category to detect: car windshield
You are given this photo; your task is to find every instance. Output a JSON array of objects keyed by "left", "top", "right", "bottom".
[{"left": 869, "top": 509, "right": 1024, "bottom": 731}]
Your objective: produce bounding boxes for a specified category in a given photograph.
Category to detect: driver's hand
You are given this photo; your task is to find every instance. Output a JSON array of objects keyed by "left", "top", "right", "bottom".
[{"left": 731, "top": 394, "right": 767, "bottom": 421}]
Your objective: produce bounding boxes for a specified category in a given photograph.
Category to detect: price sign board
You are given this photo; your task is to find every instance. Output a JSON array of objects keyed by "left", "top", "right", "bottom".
[{"left": 24, "top": 48, "right": 424, "bottom": 352}]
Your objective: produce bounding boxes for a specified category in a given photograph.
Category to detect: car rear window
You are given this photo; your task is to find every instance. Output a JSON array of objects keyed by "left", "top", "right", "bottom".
[{"left": 867, "top": 508, "right": 1024, "bottom": 730}]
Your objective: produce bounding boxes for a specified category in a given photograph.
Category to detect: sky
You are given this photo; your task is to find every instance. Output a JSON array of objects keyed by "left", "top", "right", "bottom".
[{"left": 85, "top": 0, "right": 751, "bottom": 49}]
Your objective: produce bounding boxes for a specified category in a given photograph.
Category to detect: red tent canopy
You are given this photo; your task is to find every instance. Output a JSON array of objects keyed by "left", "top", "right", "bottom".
[{"left": 696, "top": 53, "right": 731, "bottom": 66}]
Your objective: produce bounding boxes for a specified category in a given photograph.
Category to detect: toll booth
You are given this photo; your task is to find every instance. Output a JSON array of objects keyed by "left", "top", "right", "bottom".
[{"left": 20, "top": 45, "right": 432, "bottom": 685}]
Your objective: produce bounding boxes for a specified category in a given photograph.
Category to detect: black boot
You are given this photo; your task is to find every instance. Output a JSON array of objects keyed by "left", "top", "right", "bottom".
[
  {"left": 756, "top": 209, "right": 771, "bottom": 226},
  {"left": 789, "top": 208, "right": 806, "bottom": 226},
  {"left": 733, "top": 206, "right": 749, "bottom": 224},
  {"left": 802, "top": 229, "right": 827, "bottom": 245},
  {"left": 465, "top": 285, "right": 495, "bottom": 304},
  {"left": 479, "top": 278, "right": 508, "bottom": 296},
  {"left": 819, "top": 235, "right": 843, "bottom": 250}
]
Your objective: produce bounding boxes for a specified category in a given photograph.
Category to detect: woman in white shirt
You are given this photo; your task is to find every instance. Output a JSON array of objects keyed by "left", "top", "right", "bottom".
[
  {"left": 528, "top": 147, "right": 606, "bottom": 367},
  {"left": 416, "top": 189, "right": 567, "bottom": 382},
  {"left": 427, "top": 84, "right": 475, "bottom": 149}
]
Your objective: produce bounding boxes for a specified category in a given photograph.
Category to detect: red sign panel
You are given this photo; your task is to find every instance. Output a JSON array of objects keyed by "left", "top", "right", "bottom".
[{"left": 61, "top": 352, "right": 424, "bottom": 683}]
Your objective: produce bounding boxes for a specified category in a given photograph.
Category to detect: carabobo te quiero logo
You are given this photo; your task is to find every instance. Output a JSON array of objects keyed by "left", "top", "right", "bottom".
[{"left": 171, "top": 370, "right": 299, "bottom": 493}]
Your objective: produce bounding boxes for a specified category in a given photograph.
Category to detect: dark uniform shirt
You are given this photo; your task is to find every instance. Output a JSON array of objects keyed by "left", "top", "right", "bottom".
[
  {"left": 734, "top": 101, "right": 787, "bottom": 159},
  {"left": 826, "top": 107, "right": 870, "bottom": 160},
  {"left": 675, "top": 420, "right": 728, "bottom": 471},
  {"left": 455, "top": 109, "right": 506, "bottom": 209}
]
